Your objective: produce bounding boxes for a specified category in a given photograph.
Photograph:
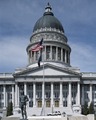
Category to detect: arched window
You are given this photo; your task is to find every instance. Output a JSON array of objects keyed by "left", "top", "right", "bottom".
[
  {"left": 58, "top": 47, "right": 61, "bottom": 61},
  {"left": 63, "top": 49, "right": 65, "bottom": 62},
  {"left": 66, "top": 51, "right": 69, "bottom": 63},
  {"left": 32, "top": 52, "right": 34, "bottom": 62},
  {"left": 46, "top": 46, "right": 50, "bottom": 60},
  {"left": 52, "top": 46, "right": 56, "bottom": 60},
  {"left": 29, "top": 50, "right": 31, "bottom": 63},
  {"left": 36, "top": 51, "right": 39, "bottom": 60},
  {"left": 29, "top": 51, "right": 31, "bottom": 58}
]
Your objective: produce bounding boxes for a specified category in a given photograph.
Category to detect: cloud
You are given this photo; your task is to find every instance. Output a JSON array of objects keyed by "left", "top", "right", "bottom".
[
  {"left": 0, "top": 0, "right": 96, "bottom": 72},
  {"left": 70, "top": 42, "right": 96, "bottom": 72},
  {"left": 0, "top": 36, "right": 28, "bottom": 72},
  {"left": 0, "top": 0, "right": 43, "bottom": 36}
]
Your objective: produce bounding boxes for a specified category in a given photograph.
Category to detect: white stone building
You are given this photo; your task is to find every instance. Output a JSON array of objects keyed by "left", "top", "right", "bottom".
[{"left": 0, "top": 3, "right": 96, "bottom": 116}]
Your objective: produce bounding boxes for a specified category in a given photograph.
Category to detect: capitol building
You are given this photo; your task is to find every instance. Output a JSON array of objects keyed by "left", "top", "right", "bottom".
[{"left": 0, "top": 3, "right": 96, "bottom": 116}]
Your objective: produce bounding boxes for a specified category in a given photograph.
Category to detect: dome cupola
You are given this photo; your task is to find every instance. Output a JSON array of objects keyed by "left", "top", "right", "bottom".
[
  {"left": 27, "top": 3, "right": 71, "bottom": 67},
  {"left": 33, "top": 3, "right": 64, "bottom": 33}
]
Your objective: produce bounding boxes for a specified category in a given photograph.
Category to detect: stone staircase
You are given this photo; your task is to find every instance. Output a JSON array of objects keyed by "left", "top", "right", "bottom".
[{"left": 26, "top": 107, "right": 73, "bottom": 116}]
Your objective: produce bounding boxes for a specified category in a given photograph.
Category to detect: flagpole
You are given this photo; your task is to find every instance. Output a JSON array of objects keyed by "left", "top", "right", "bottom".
[{"left": 42, "top": 47, "right": 45, "bottom": 116}]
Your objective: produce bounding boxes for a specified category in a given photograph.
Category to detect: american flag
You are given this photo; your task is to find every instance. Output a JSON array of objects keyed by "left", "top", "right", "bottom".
[{"left": 32, "top": 38, "right": 43, "bottom": 52}]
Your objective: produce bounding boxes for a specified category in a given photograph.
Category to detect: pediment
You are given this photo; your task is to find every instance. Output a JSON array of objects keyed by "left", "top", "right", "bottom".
[
  {"left": 26, "top": 67, "right": 71, "bottom": 76},
  {"left": 14, "top": 63, "right": 80, "bottom": 77}
]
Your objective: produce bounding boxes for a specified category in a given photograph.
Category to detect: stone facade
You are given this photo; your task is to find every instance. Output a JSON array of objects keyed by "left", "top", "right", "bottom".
[{"left": 0, "top": 3, "right": 96, "bottom": 117}]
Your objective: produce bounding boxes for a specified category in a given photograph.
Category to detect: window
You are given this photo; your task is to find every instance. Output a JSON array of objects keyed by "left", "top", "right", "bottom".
[
  {"left": 58, "top": 47, "right": 61, "bottom": 61},
  {"left": 46, "top": 92, "right": 50, "bottom": 98},
  {"left": 72, "top": 100, "right": 76, "bottom": 105},
  {"left": 72, "top": 83, "right": 77, "bottom": 90},
  {"left": 46, "top": 46, "right": 50, "bottom": 60},
  {"left": 36, "top": 84, "right": 42, "bottom": 90},
  {"left": 63, "top": 49, "right": 65, "bottom": 62},
  {"left": 54, "top": 83, "right": 59, "bottom": 90},
  {"left": 37, "top": 92, "right": 42, "bottom": 99},
  {"left": 52, "top": 46, "right": 56, "bottom": 60},
  {"left": 29, "top": 100, "right": 33, "bottom": 107},
  {"left": 0, "top": 94, "right": 4, "bottom": 100},
  {"left": 84, "top": 92, "right": 88, "bottom": 99},
  {"left": 36, "top": 51, "right": 39, "bottom": 60},
  {"left": 46, "top": 100, "right": 50, "bottom": 107},
  {"left": 84, "top": 85, "right": 89, "bottom": 91},
  {"left": 38, "top": 100, "right": 42, "bottom": 107},
  {"left": 19, "top": 84, "right": 24, "bottom": 91},
  {"left": 94, "top": 93, "right": 96, "bottom": 99},
  {"left": 54, "top": 92, "right": 59, "bottom": 98},
  {"left": 0, "top": 102, "right": 4, "bottom": 108},
  {"left": 0, "top": 86, "right": 3, "bottom": 92},
  {"left": 66, "top": 51, "right": 69, "bottom": 63},
  {"left": 8, "top": 93, "right": 12, "bottom": 100},
  {"left": 93, "top": 85, "right": 96, "bottom": 91},
  {"left": 29, "top": 51, "right": 31, "bottom": 58},
  {"left": 32, "top": 52, "right": 34, "bottom": 61},
  {"left": 55, "top": 100, "right": 59, "bottom": 107},
  {"left": 29, "top": 92, "right": 33, "bottom": 98},
  {"left": 45, "top": 83, "right": 51, "bottom": 90},
  {"left": 6, "top": 85, "right": 12, "bottom": 92},
  {"left": 28, "top": 84, "right": 33, "bottom": 90},
  {"left": 63, "top": 92, "right": 68, "bottom": 98},
  {"left": 63, "top": 101, "right": 67, "bottom": 107},
  {"left": 72, "top": 92, "right": 76, "bottom": 98},
  {"left": 63, "top": 83, "right": 68, "bottom": 90}
]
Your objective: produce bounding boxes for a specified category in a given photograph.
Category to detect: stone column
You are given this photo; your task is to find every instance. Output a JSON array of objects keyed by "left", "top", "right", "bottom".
[
  {"left": 33, "top": 83, "right": 36, "bottom": 107},
  {"left": 77, "top": 82, "right": 80, "bottom": 105},
  {"left": 90, "top": 84, "right": 92, "bottom": 104},
  {"left": 60, "top": 82, "right": 63, "bottom": 107},
  {"left": 3, "top": 85, "right": 6, "bottom": 108},
  {"left": 12, "top": 85, "right": 15, "bottom": 107},
  {"left": 81, "top": 85, "right": 84, "bottom": 105},
  {"left": 24, "top": 82, "right": 27, "bottom": 95},
  {"left": 15, "top": 83, "right": 18, "bottom": 107},
  {"left": 68, "top": 82, "right": 71, "bottom": 107},
  {"left": 51, "top": 82, "right": 54, "bottom": 107},
  {"left": 18, "top": 84, "right": 19, "bottom": 107}
]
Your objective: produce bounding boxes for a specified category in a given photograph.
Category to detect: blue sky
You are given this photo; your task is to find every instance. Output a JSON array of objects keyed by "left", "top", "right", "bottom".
[{"left": 0, "top": 0, "right": 96, "bottom": 73}]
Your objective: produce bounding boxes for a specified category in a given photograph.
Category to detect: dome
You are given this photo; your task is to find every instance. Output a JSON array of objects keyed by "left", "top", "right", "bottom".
[{"left": 33, "top": 3, "right": 64, "bottom": 33}]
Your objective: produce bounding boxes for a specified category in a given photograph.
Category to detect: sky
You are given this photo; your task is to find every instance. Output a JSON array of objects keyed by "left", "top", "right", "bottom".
[{"left": 0, "top": 0, "right": 96, "bottom": 73}]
